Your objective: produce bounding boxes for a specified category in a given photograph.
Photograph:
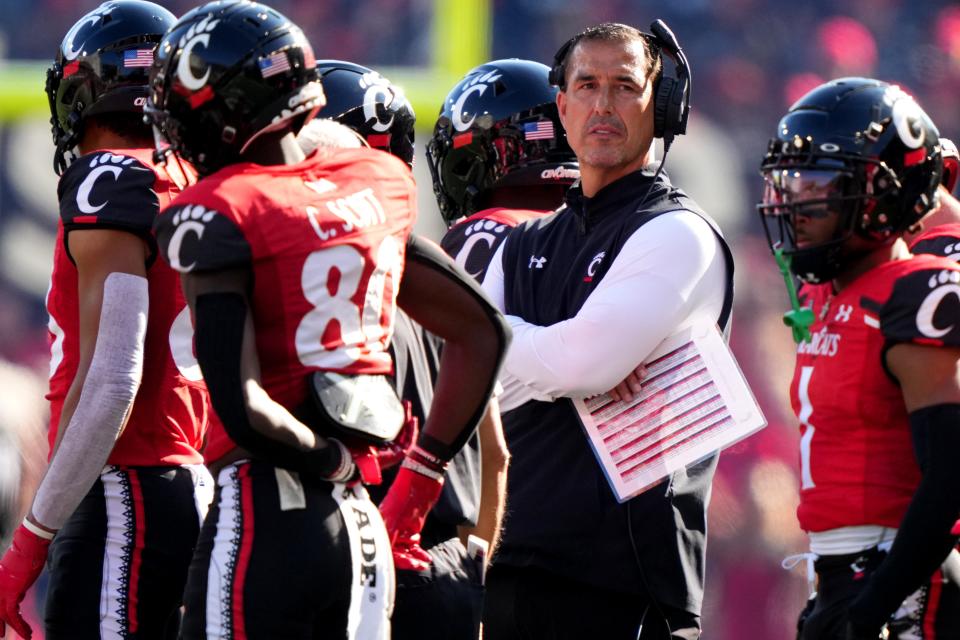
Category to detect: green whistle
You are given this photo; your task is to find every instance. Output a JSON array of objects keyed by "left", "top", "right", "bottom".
[{"left": 773, "top": 246, "right": 815, "bottom": 344}]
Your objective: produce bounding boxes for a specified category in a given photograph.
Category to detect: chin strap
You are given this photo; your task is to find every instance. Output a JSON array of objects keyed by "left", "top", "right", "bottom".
[{"left": 774, "top": 245, "right": 815, "bottom": 344}]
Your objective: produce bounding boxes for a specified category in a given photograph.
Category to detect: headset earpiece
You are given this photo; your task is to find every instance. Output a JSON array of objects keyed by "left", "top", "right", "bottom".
[
  {"left": 549, "top": 37, "right": 575, "bottom": 89},
  {"left": 652, "top": 72, "right": 674, "bottom": 141},
  {"left": 648, "top": 19, "right": 690, "bottom": 150}
]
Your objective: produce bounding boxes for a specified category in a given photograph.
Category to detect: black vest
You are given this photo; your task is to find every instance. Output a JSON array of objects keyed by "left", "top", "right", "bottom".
[{"left": 496, "top": 169, "right": 734, "bottom": 614}]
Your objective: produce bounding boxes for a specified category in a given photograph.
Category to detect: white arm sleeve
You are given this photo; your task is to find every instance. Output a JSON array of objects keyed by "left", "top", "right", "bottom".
[
  {"left": 502, "top": 211, "right": 727, "bottom": 399},
  {"left": 32, "top": 272, "right": 148, "bottom": 530}
]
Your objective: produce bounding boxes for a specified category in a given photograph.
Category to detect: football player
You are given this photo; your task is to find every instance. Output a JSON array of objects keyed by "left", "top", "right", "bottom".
[
  {"left": 759, "top": 78, "right": 960, "bottom": 639},
  {"left": 430, "top": 58, "right": 585, "bottom": 422},
  {"left": 0, "top": 2, "right": 212, "bottom": 639},
  {"left": 147, "top": 4, "right": 508, "bottom": 639},
  {"left": 301, "top": 61, "right": 489, "bottom": 640}
]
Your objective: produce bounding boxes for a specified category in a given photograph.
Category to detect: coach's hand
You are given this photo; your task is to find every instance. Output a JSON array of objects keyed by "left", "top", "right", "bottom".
[
  {"left": 0, "top": 522, "right": 52, "bottom": 639},
  {"left": 378, "top": 448, "right": 444, "bottom": 572}
]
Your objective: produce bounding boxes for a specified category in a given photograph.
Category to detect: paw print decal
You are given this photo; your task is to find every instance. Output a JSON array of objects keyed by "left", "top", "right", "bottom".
[
  {"left": 455, "top": 219, "right": 509, "bottom": 278},
  {"left": 176, "top": 14, "right": 221, "bottom": 91},
  {"left": 167, "top": 205, "right": 218, "bottom": 273},
  {"left": 76, "top": 153, "right": 149, "bottom": 215},
  {"left": 464, "top": 219, "right": 508, "bottom": 236},
  {"left": 917, "top": 269, "right": 960, "bottom": 339},
  {"left": 943, "top": 241, "right": 960, "bottom": 262}
]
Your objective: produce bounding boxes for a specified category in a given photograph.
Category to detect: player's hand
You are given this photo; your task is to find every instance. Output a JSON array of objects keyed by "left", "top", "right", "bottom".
[
  {"left": 0, "top": 523, "right": 53, "bottom": 639},
  {"left": 377, "top": 401, "right": 419, "bottom": 470},
  {"left": 607, "top": 364, "right": 647, "bottom": 403},
  {"left": 378, "top": 457, "right": 444, "bottom": 572}
]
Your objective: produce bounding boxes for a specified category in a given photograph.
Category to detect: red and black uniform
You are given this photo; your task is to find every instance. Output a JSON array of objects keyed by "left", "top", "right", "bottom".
[
  {"left": 440, "top": 208, "right": 550, "bottom": 283},
  {"left": 792, "top": 255, "right": 960, "bottom": 639},
  {"left": 45, "top": 149, "right": 211, "bottom": 639},
  {"left": 155, "top": 148, "right": 415, "bottom": 639},
  {"left": 909, "top": 223, "right": 960, "bottom": 262}
]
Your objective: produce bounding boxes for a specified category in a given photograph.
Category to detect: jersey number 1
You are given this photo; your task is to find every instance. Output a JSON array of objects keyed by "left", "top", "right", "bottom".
[{"left": 797, "top": 365, "right": 816, "bottom": 490}]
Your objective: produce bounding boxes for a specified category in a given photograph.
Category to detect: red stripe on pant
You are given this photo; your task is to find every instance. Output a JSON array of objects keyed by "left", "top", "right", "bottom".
[
  {"left": 232, "top": 464, "right": 256, "bottom": 639},
  {"left": 127, "top": 468, "right": 147, "bottom": 634},
  {"left": 924, "top": 569, "right": 943, "bottom": 639}
]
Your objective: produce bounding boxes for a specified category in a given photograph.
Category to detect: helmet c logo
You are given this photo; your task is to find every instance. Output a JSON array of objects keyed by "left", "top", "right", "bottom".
[
  {"left": 177, "top": 34, "right": 211, "bottom": 91},
  {"left": 916, "top": 282, "right": 960, "bottom": 338},
  {"left": 62, "top": 3, "right": 115, "bottom": 61},
  {"left": 363, "top": 84, "right": 395, "bottom": 133},
  {"left": 451, "top": 84, "right": 487, "bottom": 132}
]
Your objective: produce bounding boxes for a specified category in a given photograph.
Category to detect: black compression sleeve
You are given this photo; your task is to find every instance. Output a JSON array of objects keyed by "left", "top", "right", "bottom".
[
  {"left": 401, "top": 234, "right": 511, "bottom": 462},
  {"left": 195, "top": 292, "right": 343, "bottom": 478},
  {"left": 848, "top": 403, "right": 960, "bottom": 630}
]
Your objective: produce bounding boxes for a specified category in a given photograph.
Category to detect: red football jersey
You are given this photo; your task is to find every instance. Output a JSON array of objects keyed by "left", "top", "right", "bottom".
[
  {"left": 440, "top": 208, "right": 550, "bottom": 283},
  {"left": 791, "top": 254, "right": 960, "bottom": 532},
  {"left": 155, "top": 148, "right": 417, "bottom": 463},
  {"left": 909, "top": 222, "right": 960, "bottom": 262},
  {"left": 47, "top": 148, "right": 207, "bottom": 466}
]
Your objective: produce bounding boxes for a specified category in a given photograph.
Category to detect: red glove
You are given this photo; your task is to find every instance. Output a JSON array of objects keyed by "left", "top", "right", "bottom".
[
  {"left": 346, "top": 401, "right": 421, "bottom": 486},
  {"left": 377, "top": 401, "right": 419, "bottom": 470},
  {"left": 952, "top": 518, "right": 960, "bottom": 535},
  {"left": 0, "top": 523, "right": 53, "bottom": 639},
  {"left": 348, "top": 444, "right": 384, "bottom": 485},
  {"left": 378, "top": 448, "right": 445, "bottom": 572}
]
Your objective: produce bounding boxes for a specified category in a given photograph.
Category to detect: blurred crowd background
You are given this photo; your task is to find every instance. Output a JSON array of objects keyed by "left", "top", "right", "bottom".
[{"left": 2, "top": 1, "right": 959, "bottom": 638}]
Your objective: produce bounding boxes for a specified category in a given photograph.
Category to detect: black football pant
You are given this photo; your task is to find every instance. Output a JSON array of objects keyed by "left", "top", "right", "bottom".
[
  {"left": 799, "top": 547, "right": 960, "bottom": 639},
  {"left": 482, "top": 563, "right": 700, "bottom": 640},
  {"left": 45, "top": 465, "right": 211, "bottom": 640},
  {"left": 180, "top": 460, "right": 393, "bottom": 639},
  {"left": 391, "top": 536, "right": 484, "bottom": 640}
]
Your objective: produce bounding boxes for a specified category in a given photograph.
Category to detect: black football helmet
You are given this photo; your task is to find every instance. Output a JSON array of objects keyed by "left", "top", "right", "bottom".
[
  {"left": 46, "top": 0, "right": 176, "bottom": 175},
  {"left": 426, "top": 59, "right": 579, "bottom": 225},
  {"left": 758, "top": 77, "right": 944, "bottom": 283},
  {"left": 314, "top": 60, "right": 416, "bottom": 166},
  {"left": 146, "top": 1, "right": 323, "bottom": 176}
]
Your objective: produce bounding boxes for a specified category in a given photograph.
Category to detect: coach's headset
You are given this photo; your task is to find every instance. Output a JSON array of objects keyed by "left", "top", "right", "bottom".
[{"left": 549, "top": 20, "right": 691, "bottom": 154}]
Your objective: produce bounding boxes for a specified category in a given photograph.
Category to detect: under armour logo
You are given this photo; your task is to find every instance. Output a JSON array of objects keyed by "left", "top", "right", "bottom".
[
  {"left": 529, "top": 255, "right": 547, "bottom": 269},
  {"left": 833, "top": 304, "right": 853, "bottom": 323}
]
